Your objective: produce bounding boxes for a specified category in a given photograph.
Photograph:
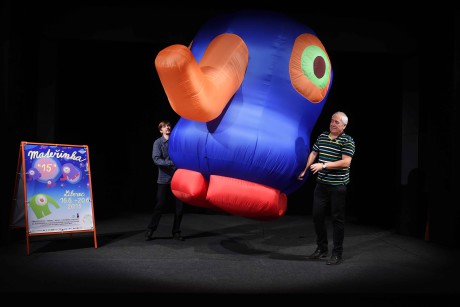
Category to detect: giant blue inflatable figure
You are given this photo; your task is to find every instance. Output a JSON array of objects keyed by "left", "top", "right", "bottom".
[{"left": 155, "top": 10, "right": 332, "bottom": 221}]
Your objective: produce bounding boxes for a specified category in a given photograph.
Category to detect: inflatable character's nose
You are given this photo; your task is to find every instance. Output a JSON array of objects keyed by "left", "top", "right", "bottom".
[{"left": 155, "top": 33, "right": 248, "bottom": 122}]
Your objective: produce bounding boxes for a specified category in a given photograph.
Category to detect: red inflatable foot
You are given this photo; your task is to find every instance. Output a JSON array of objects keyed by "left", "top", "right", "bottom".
[
  {"left": 171, "top": 169, "right": 214, "bottom": 209},
  {"left": 206, "top": 175, "right": 287, "bottom": 221},
  {"left": 172, "top": 169, "right": 287, "bottom": 221}
]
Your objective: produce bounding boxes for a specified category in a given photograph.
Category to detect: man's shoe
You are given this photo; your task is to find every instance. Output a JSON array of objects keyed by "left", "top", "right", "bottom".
[
  {"left": 144, "top": 230, "right": 154, "bottom": 241},
  {"left": 308, "top": 249, "right": 328, "bottom": 260},
  {"left": 172, "top": 233, "right": 185, "bottom": 241},
  {"left": 326, "top": 255, "right": 343, "bottom": 265}
]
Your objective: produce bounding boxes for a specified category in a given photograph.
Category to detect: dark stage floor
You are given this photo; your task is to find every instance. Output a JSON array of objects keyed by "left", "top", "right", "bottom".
[{"left": 1, "top": 212, "right": 459, "bottom": 302}]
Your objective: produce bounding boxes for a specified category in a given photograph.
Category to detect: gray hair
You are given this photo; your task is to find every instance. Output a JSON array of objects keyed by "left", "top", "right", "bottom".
[{"left": 334, "top": 111, "right": 348, "bottom": 125}]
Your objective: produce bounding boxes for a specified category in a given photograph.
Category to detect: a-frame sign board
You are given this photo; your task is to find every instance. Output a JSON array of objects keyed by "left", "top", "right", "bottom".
[{"left": 10, "top": 141, "right": 98, "bottom": 255}]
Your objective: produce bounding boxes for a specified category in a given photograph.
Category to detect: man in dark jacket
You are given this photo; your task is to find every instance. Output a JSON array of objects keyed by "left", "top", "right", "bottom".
[{"left": 145, "top": 120, "right": 184, "bottom": 241}]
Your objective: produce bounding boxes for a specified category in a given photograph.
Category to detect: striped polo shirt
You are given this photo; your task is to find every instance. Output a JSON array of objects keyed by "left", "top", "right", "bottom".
[{"left": 313, "top": 131, "right": 355, "bottom": 185}]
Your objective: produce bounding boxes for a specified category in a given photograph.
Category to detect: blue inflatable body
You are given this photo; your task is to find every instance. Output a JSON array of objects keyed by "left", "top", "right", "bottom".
[
  {"left": 169, "top": 10, "right": 332, "bottom": 195},
  {"left": 157, "top": 10, "right": 333, "bottom": 217}
]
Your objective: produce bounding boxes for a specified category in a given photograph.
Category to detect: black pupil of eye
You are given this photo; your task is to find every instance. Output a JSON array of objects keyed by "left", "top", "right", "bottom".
[{"left": 314, "top": 56, "right": 326, "bottom": 79}]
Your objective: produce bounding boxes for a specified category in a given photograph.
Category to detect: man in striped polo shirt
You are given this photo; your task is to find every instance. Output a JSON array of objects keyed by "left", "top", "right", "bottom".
[{"left": 298, "top": 111, "right": 355, "bottom": 265}]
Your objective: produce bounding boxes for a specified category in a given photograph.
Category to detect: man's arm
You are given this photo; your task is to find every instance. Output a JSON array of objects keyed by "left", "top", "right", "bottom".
[
  {"left": 322, "top": 154, "right": 352, "bottom": 169},
  {"left": 298, "top": 151, "right": 317, "bottom": 180},
  {"left": 152, "top": 140, "right": 174, "bottom": 167},
  {"left": 310, "top": 154, "right": 352, "bottom": 174}
]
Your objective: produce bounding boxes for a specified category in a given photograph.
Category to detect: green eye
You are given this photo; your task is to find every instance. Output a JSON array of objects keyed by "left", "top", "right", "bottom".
[
  {"left": 289, "top": 33, "right": 332, "bottom": 102},
  {"left": 301, "top": 45, "right": 331, "bottom": 89}
]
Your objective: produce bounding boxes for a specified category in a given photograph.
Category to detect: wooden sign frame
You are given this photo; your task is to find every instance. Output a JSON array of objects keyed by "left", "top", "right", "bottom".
[{"left": 11, "top": 141, "right": 98, "bottom": 255}]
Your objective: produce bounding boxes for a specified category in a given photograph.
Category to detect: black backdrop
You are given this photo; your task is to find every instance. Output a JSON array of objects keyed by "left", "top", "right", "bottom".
[
  {"left": 2, "top": 3, "right": 458, "bottom": 246},
  {"left": 53, "top": 40, "right": 401, "bottom": 227}
]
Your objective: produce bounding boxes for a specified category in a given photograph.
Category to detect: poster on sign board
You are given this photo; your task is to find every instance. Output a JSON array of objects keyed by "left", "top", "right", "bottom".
[{"left": 20, "top": 142, "right": 96, "bottom": 235}]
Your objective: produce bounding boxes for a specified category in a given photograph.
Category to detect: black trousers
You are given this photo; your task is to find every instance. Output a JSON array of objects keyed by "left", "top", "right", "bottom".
[
  {"left": 147, "top": 183, "right": 183, "bottom": 235},
  {"left": 312, "top": 183, "right": 347, "bottom": 256}
]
